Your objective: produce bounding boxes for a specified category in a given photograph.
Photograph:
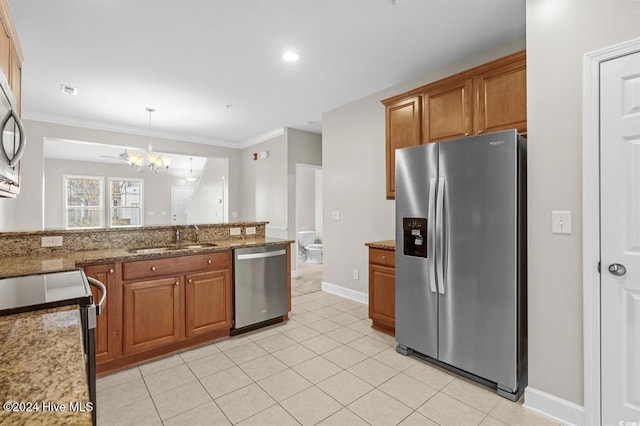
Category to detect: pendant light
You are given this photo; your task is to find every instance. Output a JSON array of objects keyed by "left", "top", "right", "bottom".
[
  {"left": 186, "top": 157, "right": 197, "bottom": 182},
  {"left": 128, "top": 108, "right": 171, "bottom": 173}
]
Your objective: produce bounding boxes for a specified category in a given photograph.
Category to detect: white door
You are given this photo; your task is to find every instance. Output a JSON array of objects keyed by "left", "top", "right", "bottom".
[
  {"left": 601, "top": 50, "right": 640, "bottom": 425},
  {"left": 170, "top": 186, "right": 193, "bottom": 225}
]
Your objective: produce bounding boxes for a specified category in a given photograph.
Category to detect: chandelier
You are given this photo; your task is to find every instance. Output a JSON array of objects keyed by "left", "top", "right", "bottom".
[{"left": 128, "top": 108, "right": 171, "bottom": 173}]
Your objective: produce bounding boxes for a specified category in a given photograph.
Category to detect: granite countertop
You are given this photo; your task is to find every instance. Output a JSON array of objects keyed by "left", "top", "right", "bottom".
[
  {"left": 365, "top": 240, "right": 395, "bottom": 250},
  {"left": 0, "top": 305, "right": 92, "bottom": 426},
  {"left": 0, "top": 237, "right": 294, "bottom": 279}
]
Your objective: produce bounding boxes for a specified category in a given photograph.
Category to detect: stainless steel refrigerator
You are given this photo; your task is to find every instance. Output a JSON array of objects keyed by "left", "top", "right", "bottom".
[{"left": 395, "top": 129, "right": 527, "bottom": 401}]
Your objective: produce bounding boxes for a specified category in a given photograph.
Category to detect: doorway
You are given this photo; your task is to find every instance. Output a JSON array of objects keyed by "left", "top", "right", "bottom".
[
  {"left": 584, "top": 37, "right": 640, "bottom": 425},
  {"left": 294, "top": 163, "right": 323, "bottom": 295}
]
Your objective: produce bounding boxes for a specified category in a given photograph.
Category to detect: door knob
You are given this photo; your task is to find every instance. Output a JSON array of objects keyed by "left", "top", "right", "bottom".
[{"left": 608, "top": 263, "right": 627, "bottom": 276}]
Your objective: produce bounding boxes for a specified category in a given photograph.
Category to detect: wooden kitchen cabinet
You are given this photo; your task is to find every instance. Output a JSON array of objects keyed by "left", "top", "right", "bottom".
[
  {"left": 123, "top": 276, "right": 182, "bottom": 355},
  {"left": 185, "top": 269, "right": 231, "bottom": 337},
  {"left": 384, "top": 95, "right": 421, "bottom": 199},
  {"left": 368, "top": 247, "right": 396, "bottom": 335},
  {"left": 122, "top": 251, "right": 232, "bottom": 355},
  {"left": 84, "top": 263, "right": 120, "bottom": 364},
  {"left": 423, "top": 77, "right": 473, "bottom": 143},
  {"left": 474, "top": 54, "right": 527, "bottom": 135},
  {"left": 382, "top": 50, "right": 526, "bottom": 199}
]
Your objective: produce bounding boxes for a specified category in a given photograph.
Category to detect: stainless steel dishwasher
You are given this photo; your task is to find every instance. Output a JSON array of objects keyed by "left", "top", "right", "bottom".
[{"left": 233, "top": 244, "right": 288, "bottom": 332}]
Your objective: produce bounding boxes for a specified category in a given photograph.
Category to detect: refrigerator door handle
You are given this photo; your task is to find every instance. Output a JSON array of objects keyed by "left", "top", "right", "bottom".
[
  {"left": 436, "top": 177, "right": 446, "bottom": 295},
  {"left": 428, "top": 177, "right": 437, "bottom": 293}
]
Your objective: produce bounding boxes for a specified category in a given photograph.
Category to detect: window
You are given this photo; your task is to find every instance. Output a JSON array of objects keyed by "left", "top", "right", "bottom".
[
  {"left": 108, "top": 178, "right": 144, "bottom": 227},
  {"left": 64, "top": 175, "right": 104, "bottom": 229}
]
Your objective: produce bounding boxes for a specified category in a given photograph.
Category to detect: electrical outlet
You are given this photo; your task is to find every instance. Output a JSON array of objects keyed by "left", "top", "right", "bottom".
[
  {"left": 353, "top": 269, "right": 359, "bottom": 280},
  {"left": 230, "top": 227, "right": 241, "bottom": 236},
  {"left": 41, "top": 236, "right": 63, "bottom": 247},
  {"left": 246, "top": 227, "right": 256, "bottom": 235},
  {"left": 332, "top": 210, "right": 340, "bottom": 221}
]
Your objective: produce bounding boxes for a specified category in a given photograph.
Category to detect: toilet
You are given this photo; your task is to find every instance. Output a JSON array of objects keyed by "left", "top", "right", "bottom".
[
  {"left": 305, "top": 244, "right": 323, "bottom": 264},
  {"left": 297, "top": 231, "right": 316, "bottom": 259}
]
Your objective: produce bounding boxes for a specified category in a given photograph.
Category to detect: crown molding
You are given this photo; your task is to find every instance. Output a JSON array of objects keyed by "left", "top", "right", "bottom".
[
  {"left": 22, "top": 111, "right": 241, "bottom": 149},
  {"left": 238, "top": 127, "right": 286, "bottom": 149}
]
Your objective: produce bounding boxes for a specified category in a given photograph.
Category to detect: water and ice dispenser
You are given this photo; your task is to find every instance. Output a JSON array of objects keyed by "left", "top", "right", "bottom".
[{"left": 402, "top": 217, "right": 427, "bottom": 258}]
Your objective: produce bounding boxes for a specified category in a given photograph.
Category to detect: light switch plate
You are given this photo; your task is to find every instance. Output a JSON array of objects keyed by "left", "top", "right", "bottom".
[
  {"left": 42, "top": 236, "right": 63, "bottom": 247},
  {"left": 246, "top": 227, "right": 256, "bottom": 235},
  {"left": 552, "top": 211, "right": 572, "bottom": 234},
  {"left": 331, "top": 211, "right": 340, "bottom": 221},
  {"left": 230, "top": 227, "right": 241, "bottom": 236}
]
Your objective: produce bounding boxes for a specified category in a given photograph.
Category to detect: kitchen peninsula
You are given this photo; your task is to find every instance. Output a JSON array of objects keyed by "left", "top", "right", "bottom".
[{"left": 0, "top": 222, "right": 293, "bottom": 393}]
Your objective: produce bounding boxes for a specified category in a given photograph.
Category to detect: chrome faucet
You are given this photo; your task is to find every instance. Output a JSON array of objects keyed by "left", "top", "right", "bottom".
[
  {"left": 174, "top": 226, "right": 181, "bottom": 244},
  {"left": 187, "top": 224, "right": 199, "bottom": 243}
]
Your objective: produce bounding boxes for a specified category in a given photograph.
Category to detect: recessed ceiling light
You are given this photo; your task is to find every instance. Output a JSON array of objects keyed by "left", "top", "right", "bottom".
[
  {"left": 282, "top": 51, "right": 300, "bottom": 62},
  {"left": 60, "top": 84, "right": 78, "bottom": 95}
]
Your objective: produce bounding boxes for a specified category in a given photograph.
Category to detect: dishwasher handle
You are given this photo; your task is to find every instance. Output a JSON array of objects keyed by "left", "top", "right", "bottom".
[{"left": 236, "top": 249, "right": 287, "bottom": 260}]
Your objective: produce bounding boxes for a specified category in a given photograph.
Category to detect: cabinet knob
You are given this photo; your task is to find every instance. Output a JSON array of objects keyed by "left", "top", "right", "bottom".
[
  {"left": 207, "top": 259, "right": 212, "bottom": 264},
  {"left": 175, "top": 281, "right": 179, "bottom": 286},
  {"left": 381, "top": 256, "right": 386, "bottom": 260},
  {"left": 464, "top": 132, "right": 469, "bottom": 136},
  {"left": 478, "top": 130, "right": 483, "bottom": 134},
  {"left": 151, "top": 266, "right": 157, "bottom": 271},
  {"left": 109, "top": 269, "right": 114, "bottom": 274},
  {"left": 188, "top": 279, "right": 193, "bottom": 284}
]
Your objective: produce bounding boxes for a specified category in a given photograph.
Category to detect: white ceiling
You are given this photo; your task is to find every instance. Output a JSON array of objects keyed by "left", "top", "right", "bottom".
[{"left": 8, "top": 0, "right": 525, "bottom": 147}]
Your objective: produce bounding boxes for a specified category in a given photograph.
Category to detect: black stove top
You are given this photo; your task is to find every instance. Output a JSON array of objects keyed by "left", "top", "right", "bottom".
[{"left": 0, "top": 270, "right": 92, "bottom": 316}]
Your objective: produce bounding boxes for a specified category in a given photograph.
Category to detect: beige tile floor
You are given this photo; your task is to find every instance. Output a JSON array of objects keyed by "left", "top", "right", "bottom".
[{"left": 97, "top": 288, "right": 559, "bottom": 425}]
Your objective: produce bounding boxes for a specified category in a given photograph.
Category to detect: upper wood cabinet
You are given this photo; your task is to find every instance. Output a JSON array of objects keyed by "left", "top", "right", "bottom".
[
  {"left": 382, "top": 50, "right": 526, "bottom": 199},
  {"left": 423, "top": 77, "right": 473, "bottom": 143},
  {"left": 384, "top": 96, "right": 421, "bottom": 199},
  {"left": 474, "top": 56, "right": 526, "bottom": 135}
]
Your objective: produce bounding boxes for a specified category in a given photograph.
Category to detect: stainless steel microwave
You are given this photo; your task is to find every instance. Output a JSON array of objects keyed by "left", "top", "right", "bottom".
[{"left": 0, "top": 71, "right": 24, "bottom": 186}]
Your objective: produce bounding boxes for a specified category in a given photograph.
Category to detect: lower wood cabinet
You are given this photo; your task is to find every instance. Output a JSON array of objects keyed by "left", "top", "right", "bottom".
[
  {"left": 123, "top": 276, "right": 182, "bottom": 355},
  {"left": 368, "top": 247, "right": 396, "bottom": 334},
  {"left": 185, "top": 270, "right": 231, "bottom": 338},
  {"left": 84, "top": 263, "right": 119, "bottom": 364},
  {"left": 85, "top": 249, "right": 234, "bottom": 374}
]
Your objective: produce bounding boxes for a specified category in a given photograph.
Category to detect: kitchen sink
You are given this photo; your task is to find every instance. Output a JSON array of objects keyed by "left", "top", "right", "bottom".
[
  {"left": 129, "top": 243, "right": 217, "bottom": 254},
  {"left": 178, "top": 243, "right": 218, "bottom": 249}
]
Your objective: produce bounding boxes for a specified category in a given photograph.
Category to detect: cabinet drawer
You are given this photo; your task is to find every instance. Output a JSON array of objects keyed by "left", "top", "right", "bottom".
[
  {"left": 369, "top": 248, "right": 395, "bottom": 267},
  {"left": 123, "top": 251, "right": 231, "bottom": 281}
]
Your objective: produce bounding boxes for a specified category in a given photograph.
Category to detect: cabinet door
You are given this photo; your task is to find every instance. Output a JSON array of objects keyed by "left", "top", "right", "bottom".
[
  {"left": 385, "top": 96, "right": 421, "bottom": 199},
  {"left": 369, "top": 263, "right": 395, "bottom": 331},
  {"left": 123, "top": 276, "right": 182, "bottom": 354},
  {"left": 474, "top": 56, "right": 527, "bottom": 135},
  {"left": 185, "top": 270, "right": 231, "bottom": 337},
  {"left": 423, "top": 77, "right": 473, "bottom": 143},
  {"left": 84, "top": 264, "right": 118, "bottom": 364}
]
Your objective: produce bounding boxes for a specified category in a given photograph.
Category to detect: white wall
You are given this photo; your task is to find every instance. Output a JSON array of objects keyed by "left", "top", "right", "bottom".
[
  {"left": 287, "top": 128, "right": 322, "bottom": 245},
  {"left": 527, "top": 0, "right": 640, "bottom": 407},
  {"left": 0, "top": 119, "right": 241, "bottom": 231},
  {"left": 315, "top": 169, "right": 323, "bottom": 242},
  {"left": 297, "top": 167, "right": 316, "bottom": 232},
  {"left": 240, "top": 131, "right": 288, "bottom": 237},
  {"left": 186, "top": 157, "right": 228, "bottom": 224},
  {"left": 239, "top": 128, "right": 322, "bottom": 243},
  {"left": 44, "top": 158, "right": 193, "bottom": 228},
  {"left": 322, "top": 38, "right": 526, "bottom": 297}
]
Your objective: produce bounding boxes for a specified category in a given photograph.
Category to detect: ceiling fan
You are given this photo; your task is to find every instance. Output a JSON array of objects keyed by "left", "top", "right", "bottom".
[{"left": 100, "top": 149, "right": 133, "bottom": 163}]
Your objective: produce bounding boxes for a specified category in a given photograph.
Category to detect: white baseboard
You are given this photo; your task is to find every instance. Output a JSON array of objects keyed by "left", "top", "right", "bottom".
[
  {"left": 523, "top": 387, "right": 584, "bottom": 426},
  {"left": 321, "top": 281, "right": 368, "bottom": 305}
]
